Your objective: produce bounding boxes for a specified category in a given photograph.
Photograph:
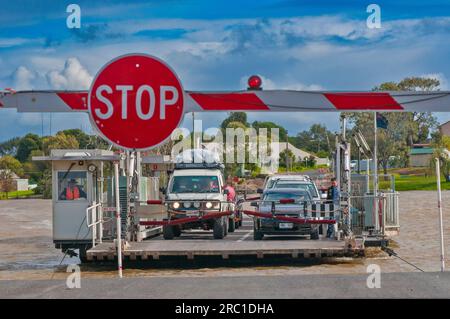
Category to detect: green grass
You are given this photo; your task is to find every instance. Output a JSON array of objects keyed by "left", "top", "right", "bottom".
[
  {"left": 0, "top": 190, "right": 35, "bottom": 200},
  {"left": 379, "top": 174, "right": 450, "bottom": 191}
]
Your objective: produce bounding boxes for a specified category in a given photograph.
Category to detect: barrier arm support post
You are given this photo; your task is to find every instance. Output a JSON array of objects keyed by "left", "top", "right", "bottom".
[
  {"left": 435, "top": 158, "right": 445, "bottom": 272},
  {"left": 114, "top": 161, "right": 123, "bottom": 278}
]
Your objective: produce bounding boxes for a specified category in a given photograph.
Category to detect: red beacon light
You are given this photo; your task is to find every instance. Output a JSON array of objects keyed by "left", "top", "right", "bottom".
[{"left": 247, "top": 75, "right": 262, "bottom": 90}]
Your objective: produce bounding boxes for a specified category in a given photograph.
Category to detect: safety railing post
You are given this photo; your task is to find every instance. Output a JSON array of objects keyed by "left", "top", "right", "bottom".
[
  {"left": 114, "top": 161, "right": 123, "bottom": 278},
  {"left": 435, "top": 158, "right": 445, "bottom": 272},
  {"left": 92, "top": 201, "right": 97, "bottom": 247}
]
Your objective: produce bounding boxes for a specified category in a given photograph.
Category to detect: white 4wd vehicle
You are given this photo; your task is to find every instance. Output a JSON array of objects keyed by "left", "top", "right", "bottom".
[{"left": 163, "top": 150, "right": 235, "bottom": 239}]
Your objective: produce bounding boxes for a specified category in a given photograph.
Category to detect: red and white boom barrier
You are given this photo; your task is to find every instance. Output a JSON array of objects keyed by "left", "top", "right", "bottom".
[{"left": 2, "top": 89, "right": 450, "bottom": 113}]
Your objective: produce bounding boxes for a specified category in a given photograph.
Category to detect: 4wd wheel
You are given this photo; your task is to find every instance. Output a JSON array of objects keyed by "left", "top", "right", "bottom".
[
  {"left": 173, "top": 226, "right": 182, "bottom": 237},
  {"left": 310, "top": 228, "right": 320, "bottom": 240},
  {"left": 213, "top": 217, "right": 225, "bottom": 239},
  {"left": 228, "top": 217, "right": 236, "bottom": 232},
  {"left": 163, "top": 225, "right": 175, "bottom": 240},
  {"left": 224, "top": 217, "right": 228, "bottom": 236}
]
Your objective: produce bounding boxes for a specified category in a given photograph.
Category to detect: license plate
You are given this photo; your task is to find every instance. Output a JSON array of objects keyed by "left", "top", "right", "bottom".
[{"left": 279, "top": 222, "right": 293, "bottom": 229}]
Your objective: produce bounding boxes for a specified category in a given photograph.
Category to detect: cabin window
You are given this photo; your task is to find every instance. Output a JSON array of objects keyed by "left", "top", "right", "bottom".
[{"left": 58, "top": 171, "right": 88, "bottom": 201}]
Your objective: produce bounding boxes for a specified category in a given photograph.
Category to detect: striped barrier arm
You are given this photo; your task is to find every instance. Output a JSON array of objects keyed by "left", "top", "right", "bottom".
[{"left": 2, "top": 90, "right": 450, "bottom": 112}]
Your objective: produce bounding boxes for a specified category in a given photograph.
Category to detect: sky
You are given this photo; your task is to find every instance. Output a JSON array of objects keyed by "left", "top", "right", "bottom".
[{"left": 1, "top": 0, "right": 450, "bottom": 141}]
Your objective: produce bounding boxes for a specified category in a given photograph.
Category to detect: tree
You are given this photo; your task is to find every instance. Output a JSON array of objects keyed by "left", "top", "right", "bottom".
[
  {"left": 291, "top": 124, "right": 334, "bottom": 156},
  {"left": 220, "top": 112, "right": 249, "bottom": 129},
  {"left": 42, "top": 132, "right": 79, "bottom": 153},
  {"left": 16, "top": 133, "right": 42, "bottom": 162},
  {"left": 0, "top": 169, "right": 15, "bottom": 199},
  {"left": 373, "top": 77, "right": 439, "bottom": 145},
  {"left": 347, "top": 77, "right": 440, "bottom": 174},
  {"left": 0, "top": 137, "right": 21, "bottom": 156},
  {"left": 279, "top": 149, "right": 295, "bottom": 169},
  {"left": 252, "top": 121, "right": 288, "bottom": 141},
  {"left": 61, "top": 129, "right": 91, "bottom": 148},
  {"left": 0, "top": 155, "right": 23, "bottom": 176},
  {"left": 432, "top": 134, "right": 450, "bottom": 182}
]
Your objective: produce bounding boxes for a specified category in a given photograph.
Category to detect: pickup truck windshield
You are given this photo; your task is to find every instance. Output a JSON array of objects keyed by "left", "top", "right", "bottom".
[
  {"left": 263, "top": 192, "right": 311, "bottom": 203},
  {"left": 170, "top": 176, "right": 220, "bottom": 193},
  {"left": 273, "top": 182, "right": 318, "bottom": 198}
]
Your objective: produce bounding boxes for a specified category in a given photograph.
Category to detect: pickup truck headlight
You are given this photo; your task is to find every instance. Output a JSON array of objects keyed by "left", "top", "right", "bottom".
[
  {"left": 205, "top": 202, "right": 213, "bottom": 209},
  {"left": 193, "top": 202, "right": 201, "bottom": 209},
  {"left": 172, "top": 202, "right": 180, "bottom": 209}
]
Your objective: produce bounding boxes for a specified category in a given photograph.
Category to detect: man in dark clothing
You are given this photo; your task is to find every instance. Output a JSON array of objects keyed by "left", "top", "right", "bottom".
[{"left": 326, "top": 178, "right": 340, "bottom": 238}]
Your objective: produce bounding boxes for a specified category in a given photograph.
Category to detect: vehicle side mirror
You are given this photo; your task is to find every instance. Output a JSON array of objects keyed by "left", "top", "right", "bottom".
[
  {"left": 257, "top": 188, "right": 263, "bottom": 194},
  {"left": 250, "top": 201, "right": 258, "bottom": 207},
  {"left": 159, "top": 187, "right": 166, "bottom": 194},
  {"left": 223, "top": 189, "right": 229, "bottom": 195}
]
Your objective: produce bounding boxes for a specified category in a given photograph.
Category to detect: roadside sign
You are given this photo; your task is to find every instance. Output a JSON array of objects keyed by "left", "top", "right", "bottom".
[{"left": 88, "top": 53, "right": 184, "bottom": 150}]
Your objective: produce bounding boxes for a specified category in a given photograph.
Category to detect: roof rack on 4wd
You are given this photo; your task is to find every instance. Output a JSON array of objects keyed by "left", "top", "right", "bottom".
[{"left": 174, "top": 149, "right": 223, "bottom": 169}]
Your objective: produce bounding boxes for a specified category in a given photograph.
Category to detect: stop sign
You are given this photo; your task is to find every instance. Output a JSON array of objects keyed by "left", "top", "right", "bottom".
[{"left": 88, "top": 54, "right": 184, "bottom": 150}]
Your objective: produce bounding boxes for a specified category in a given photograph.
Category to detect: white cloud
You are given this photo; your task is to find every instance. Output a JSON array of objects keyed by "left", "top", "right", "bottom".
[
  {"left": 239, "top": 75, "right": 324, "bottom": 91},
  {"left": 0, "top": 37, "right": 43, "bottom": 48},
  {"left": 1, "top": 14, "right": 450, "bottom": 141},
  {"left": 46, "top": 57, "right": 93, "bottom": 89},
  {"left": 11, "top": 66, "right": 36, "bottom": 90}
]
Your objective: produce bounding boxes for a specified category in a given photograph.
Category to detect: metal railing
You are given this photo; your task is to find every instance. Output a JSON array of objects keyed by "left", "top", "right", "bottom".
[
  {"left": 86, "top": 202, "right": 103, "bottom": 247},
  {"left": 349, "top": 191, "right": 399, "bottom": 235}
]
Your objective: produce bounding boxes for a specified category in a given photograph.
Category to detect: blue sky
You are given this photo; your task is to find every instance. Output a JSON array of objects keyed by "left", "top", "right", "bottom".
[{"left": 1, "top": 0, "right": 450, "bottom": 141}]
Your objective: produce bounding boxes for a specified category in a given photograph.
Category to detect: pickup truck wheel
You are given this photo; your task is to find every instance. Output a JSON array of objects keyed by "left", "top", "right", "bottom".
[
  {"left": 253, "top": 224, "right": 264, "bottom": 240},
  {"left": 310, "top": 228, "right": 320, "bottom": 240},
  {"left": 228, "top": 217, "right": 236, "bottom": 232},
  {"left": 213, "top": 218, "right": 225, "bottom": 239},
  {"left": 253, "top": 230, "right": 264, "bottom": 240},
  {"left": 163, "top": 225, "right": 175, "bottom": 240}
]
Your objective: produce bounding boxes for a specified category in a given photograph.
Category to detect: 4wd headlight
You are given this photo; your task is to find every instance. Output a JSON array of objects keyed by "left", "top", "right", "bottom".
[
  {"left": 204, "top": 202, "right": 220, "bottom": 209},
  {"left": 183, "top": 202, "right": 192, "bottom": 208},
  {"left": 193, "top": 202, "right": 201, "bottom": 209},
  {"left": 172, "top": 202, "right": 180, "bottom": 209}
]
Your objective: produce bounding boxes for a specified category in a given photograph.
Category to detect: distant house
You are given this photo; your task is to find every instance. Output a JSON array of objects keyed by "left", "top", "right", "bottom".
[
  {"left": 273, "top": 142, "right": 330, "bottom": 166},
  {"left": 409, "top": 144, "right": 433, "bottom": 167},
  {"left": 439, "top": 120, "right": 450, "bottom": 137},
  {"left": 199, "top": 141, "right": 330, "bottom": 174},
  {"left": 0, "top": 169, "right": 29, "bottom": 191}
]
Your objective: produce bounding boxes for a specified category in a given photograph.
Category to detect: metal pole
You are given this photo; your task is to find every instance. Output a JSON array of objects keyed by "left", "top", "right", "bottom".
[
  {"left": 435, "top": 158, "right": 445, "bottom": 272},
  {"left": 99, "top": 161, "right": 103, "bottom": 243},
  {"left": 114, "top": 162, "right": 123, "bottom": 278},
  {"left": 358, "top": 148, "right": 361, "bottom": 175},
  {"left": 286, "top": 130, "right": 289, "bottom": 172},
  {"left": 373, "top": 112, "right": 379, "bottom": 232},
  {"left": 366, "top": 156, "right": 370, "bottom": 193}
]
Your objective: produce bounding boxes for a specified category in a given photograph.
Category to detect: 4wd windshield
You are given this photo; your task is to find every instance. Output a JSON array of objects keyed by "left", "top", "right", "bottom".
[
  {"left": 170, "top": 176, "right": 220, "bottom": 193},
  {"left": 273, "top": 182, "right": 318, "bottom": 198}
]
